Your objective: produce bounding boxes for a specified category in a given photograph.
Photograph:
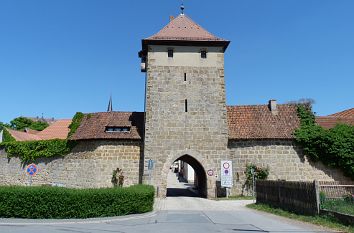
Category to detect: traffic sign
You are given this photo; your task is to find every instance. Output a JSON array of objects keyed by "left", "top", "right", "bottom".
[
  {"left": 207, "top": 169, "right": 214, "bottom": 176},
  {"left": 221, "top": 160, "right": 233, "bottom": 187},
  {"left": 147, "top": 159, "right": 154, "bottom": 170},
  {"left": 26, "top": 163, "right": 38, "bottom": 176}
]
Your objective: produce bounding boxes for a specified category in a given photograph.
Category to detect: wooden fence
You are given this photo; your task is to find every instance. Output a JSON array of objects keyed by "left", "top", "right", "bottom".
[{"left": 256, "top": 180, "right": 320, "bottom": 215}]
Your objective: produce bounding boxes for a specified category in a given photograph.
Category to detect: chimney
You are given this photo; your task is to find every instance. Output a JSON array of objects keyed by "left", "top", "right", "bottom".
[
  {"left": 169, "top": 16, "right": 175, "bottom": 22},
  {"left": 269, "top": 99, "right": 278, "bottom": 115}
]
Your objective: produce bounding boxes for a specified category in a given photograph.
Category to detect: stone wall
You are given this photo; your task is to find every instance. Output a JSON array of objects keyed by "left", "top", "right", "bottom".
[
  {"left": 0, "top": 140, "right": 142, "bottom": 188},
  {"left": 228, "top": 139, "right": 352, "bottom": 195}
]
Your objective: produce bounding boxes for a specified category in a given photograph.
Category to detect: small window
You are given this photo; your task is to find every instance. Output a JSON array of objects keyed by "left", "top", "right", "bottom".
[
  {"left": 201, "top": 50, "right": 207, "bottom": 59},
  {"left": 185, "top": 99, "right": 188, "bottom": 112},
  {"left": 105, "top": 127, "right": 131, "bottom": 132},
  {"left": 168, "top": 49, "right": 174, "bottom": 58},
  {"left": 184, "top": 73, "right": 187, "bottom": 81}
]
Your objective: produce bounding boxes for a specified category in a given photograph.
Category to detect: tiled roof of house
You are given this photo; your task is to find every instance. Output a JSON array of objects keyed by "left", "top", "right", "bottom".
[
  {"left": 70, "top": 112, "right": 144, "bottom": 140},
  {"left": 227, "top": 104, "right": 300, "bottom": 140},
  {"left": 315, "top": 107, "right": 354, "bottom": 129},
  {"left": 5, "top": 119, "right": 72, "bottom": 141},
  {"left": 328, "top": 108, "right": 354, "bottom": 118},
  {"left": 146, "top": 14, "right": 227, "bottom": 42},
  {"left": 36, "top": 119, "right": 72, "bottom": 140},
  {"left": 315, "top": 117, "right": 354, "bottom": 129},
  {"left": 6, "top": 128, "right": 42, "bottom": 141}
]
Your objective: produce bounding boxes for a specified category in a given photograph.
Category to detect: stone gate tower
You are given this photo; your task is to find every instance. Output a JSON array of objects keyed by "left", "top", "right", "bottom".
[{"left": 139, "top": 11, "right": 230, "bottom": 198}]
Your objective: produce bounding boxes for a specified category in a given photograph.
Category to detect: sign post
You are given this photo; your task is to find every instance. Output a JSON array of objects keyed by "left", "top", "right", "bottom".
[
  {"left": 26, "top": 163, "right": 38, "bottom": 186},
  {"left": 221, "top": 160, "right": 233, "bottom": 198}
]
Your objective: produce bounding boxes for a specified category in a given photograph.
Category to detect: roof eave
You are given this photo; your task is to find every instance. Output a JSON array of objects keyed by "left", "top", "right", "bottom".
[{"left": 141, "top": 39, "right": 230, "bottom": 52}]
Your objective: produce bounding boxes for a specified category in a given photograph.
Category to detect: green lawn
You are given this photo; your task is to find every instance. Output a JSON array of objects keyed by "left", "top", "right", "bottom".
[
  {"left": 321, "top": 199, "right": 354, "bottom": 216},
  {"left": 247, "top": 203, "right": 354, "bottom": 233}
]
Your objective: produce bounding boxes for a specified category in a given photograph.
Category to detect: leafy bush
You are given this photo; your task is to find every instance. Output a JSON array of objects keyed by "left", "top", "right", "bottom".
[
  {"left": 245, "top": 163, "right": 269, "bottom": 189},
  {"left": 0, "top": 185, "right": 154, "bottom": 219},
  {"left": 2, "top": 128, "right": 15, "bottom": 142},
  {"left": 294, "top": 105, "right": 354, "bottom": 179}
]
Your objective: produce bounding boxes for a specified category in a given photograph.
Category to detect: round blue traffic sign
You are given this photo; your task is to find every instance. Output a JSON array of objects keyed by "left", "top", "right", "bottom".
[{"left": 26, "top": 164, "right": 38, "bottom": 176}]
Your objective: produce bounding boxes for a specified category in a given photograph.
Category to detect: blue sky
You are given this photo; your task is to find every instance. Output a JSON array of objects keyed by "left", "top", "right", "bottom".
[{"left": 0, "top": 0, "right": 353, "bottom": 123}]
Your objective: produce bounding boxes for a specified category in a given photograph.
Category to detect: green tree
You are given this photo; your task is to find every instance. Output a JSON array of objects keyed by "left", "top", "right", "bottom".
[{"left": 9, "top": 117, "right": 48, "bottom": 131}]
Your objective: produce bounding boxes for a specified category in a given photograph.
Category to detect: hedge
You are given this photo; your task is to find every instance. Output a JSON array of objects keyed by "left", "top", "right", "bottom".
[{"left": 0, "top": 185, "right": 154, "bottom": 219}]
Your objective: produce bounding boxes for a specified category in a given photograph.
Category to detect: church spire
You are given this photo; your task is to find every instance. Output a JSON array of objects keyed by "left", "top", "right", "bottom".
[{"left": 107, "top": 95, "right": 113, "bottom": 112}]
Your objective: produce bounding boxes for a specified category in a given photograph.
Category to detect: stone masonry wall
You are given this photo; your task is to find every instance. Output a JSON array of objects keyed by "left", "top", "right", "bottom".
[
  {"left": 0, "top": 140, "right": 142, "bottom": 188},
  {"left": 228, "top": 139, "right": 352, "bottom": 195},
  {"left": 144, "top": 46, "right": 229, "bottom": 198}
]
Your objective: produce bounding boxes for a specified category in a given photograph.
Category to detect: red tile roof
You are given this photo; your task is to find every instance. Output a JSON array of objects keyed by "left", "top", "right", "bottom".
[
  {"left": 328, "top": 108, "right": 354, "bottom": 118},
  {"left": 36, "top": 119, "right": 72, "bottom": 140},
  {"left": 315, "top": 117, "right": 354, "bottom": 129},
  {"left": 6, "top": 119, "right": 72, "bottom": 141},
  {"left": 142, "top": 14, "right": 230, "bottom": 51},
  {"left": 227, "top": 104, "right": 300, "bottom": 140},
  {"left": 70, "top": 112, "right": 144, "bottom": 140},
  {"left": 147, "top": 14, "right": 227, "bottom": 42},
  {"left": 315, "top": 107, "right": 354, "bottom": 129},
  {"left": 6, "top": 129, "right": 42, "bottom": 141}
]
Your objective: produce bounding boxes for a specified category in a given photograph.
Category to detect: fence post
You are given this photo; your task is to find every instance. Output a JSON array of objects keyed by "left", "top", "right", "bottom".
[{"left": 314, "top": 180, "right": 320, "bottom": 215}]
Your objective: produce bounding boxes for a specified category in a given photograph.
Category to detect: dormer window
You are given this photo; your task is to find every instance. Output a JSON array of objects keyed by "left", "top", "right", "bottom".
[
  {"left": 168, "top": 49, "right": 174, "bottom": 58},
  {"left": 201, "top": 50, "right": 207, "bottom": 59},
  {"left": 105, "top": 126, "right": 131, "bottom": 132}
]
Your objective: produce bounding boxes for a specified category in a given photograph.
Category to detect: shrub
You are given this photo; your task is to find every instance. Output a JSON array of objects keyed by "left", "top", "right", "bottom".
[{"left": 0, "top": 185, "right": 154, "bottom": 219}]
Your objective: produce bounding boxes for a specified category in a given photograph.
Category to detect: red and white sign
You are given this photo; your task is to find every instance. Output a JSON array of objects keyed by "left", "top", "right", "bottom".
[{"left": 221, "top": 160, "right": 233, "bottom": 188}]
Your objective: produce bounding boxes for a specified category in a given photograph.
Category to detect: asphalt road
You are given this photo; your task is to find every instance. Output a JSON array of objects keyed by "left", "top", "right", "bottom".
[{"left": 0, "top": 173, "right": 334, "bottom": 233}]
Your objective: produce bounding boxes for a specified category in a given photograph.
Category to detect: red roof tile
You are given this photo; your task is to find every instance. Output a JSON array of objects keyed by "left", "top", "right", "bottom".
[
  {"left": 36, "top": 119, "right": 72, "bottom": 140},
  {"left": 328, "top": 108, "right": 354, "bottom": 118},
  {"left": 315, "top": 117, "right": 354, "bottom": 129},
  {"left": 70, "top": 112, "right": 144, "bottom": 140},
  {"left": 6, "top": 119, "right": 71, "bottom": 141},
  {"left": 6, "top": 129, "right": 42, "bottom": 141},
  {"left": 147, "top": 14, "right": 227, "bottom": 42},
  {"left": 227, "top": 104, "right": 300, "bottom": 139}
]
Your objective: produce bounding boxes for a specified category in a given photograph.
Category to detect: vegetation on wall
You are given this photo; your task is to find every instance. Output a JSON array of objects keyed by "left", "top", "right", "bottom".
[
  {"left": 294, "top": 105, "right": 354, "bottom": 179},
  {"left": 0, "top": 112, "right": 84, "bottom": 162},
  {"left": 0, "top": 185, "right": 154, "bottom": 219},
  {"left": 67, "top": 112, "right": 84, "bottom": 138}
]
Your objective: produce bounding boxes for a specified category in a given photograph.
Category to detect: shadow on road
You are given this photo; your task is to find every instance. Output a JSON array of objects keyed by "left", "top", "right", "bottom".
[{"left": 166, "top": 188, "right": 200, "bottom": 197}]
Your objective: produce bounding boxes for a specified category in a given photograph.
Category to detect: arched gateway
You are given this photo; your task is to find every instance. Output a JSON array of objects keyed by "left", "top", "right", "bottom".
[
  {"left": 140, "top": 12, "right": 230, "bottom": 198},
  {"left": 166, "top": 154, "right": 207, "bottom": 197}
]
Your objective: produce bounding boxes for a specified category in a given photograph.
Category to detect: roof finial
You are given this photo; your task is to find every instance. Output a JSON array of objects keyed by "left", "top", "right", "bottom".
[{"left": 180, "top": 2, "right": 185, "bottom": 15}]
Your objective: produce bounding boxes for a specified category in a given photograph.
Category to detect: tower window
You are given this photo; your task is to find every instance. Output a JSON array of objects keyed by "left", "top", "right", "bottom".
[
  {"left": 201, "top": 50, "right": 207, "bottom": 59},
  {"left": 185, "top": 99, "right": 188, "bottom": 112},
  {"left": 184, "top": 73, "right": 187, "bottom": 81},
  {"left": 168, "top": 49, "right": 174, "bottom": 58}
]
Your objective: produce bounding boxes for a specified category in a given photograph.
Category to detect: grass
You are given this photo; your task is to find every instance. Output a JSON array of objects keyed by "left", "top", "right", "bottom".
[
  {"left": 322, "top": 199, "right": 354, "bottom": 216},
  {"left": 247, "top": 203, "right": 354, "bottom": 233}
]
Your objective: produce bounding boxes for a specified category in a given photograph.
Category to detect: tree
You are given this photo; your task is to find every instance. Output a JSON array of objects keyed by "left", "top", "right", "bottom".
[{"left": 10, "top": 117, "right": 48, "bottom": 131}]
